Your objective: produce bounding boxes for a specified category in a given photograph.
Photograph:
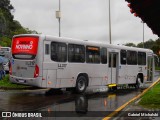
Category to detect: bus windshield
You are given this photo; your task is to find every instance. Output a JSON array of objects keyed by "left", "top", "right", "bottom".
[{"left": 12, "top": 36, "right": 39, "bottom": 60}]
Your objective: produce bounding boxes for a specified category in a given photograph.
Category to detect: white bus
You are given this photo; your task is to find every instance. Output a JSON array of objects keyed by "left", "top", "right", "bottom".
[{"left": 10, "top": 34, "right": 155, "bottom": 93}]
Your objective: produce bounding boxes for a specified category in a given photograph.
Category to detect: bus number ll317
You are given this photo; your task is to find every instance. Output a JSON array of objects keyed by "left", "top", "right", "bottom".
[{"left": 58, "top": 64, "right": 67, "bottom": 69}]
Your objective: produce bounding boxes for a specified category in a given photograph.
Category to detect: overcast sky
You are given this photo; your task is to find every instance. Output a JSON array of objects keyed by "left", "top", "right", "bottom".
[{"left": 10, "top": 0, "right": 158, "bottom": 45}]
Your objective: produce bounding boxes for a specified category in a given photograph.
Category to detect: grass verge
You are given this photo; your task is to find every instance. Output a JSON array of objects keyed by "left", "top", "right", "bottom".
[
  {"left": 139, "top": 82, "right": 160, "bottom": 109},
  {"left": 155, "top": 66, "right": 160, "bottom": 70},
  {"left": 0, "top": 75, "right": 33, "bottom": 89}
]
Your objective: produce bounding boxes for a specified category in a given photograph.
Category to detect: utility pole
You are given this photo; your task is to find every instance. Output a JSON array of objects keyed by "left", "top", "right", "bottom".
[
  {"left": 109, "top": 0, "right": 112, "bottom": 44},
  {"left": 143, "top": 22, "right": 144, "bottom": 48},
  {"left": 56, "top": 0, "right": 61, "bottom": 37}
]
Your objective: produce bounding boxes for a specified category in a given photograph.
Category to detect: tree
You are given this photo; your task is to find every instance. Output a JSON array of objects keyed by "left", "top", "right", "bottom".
[
  {"left": 0, "top": 10, "right": 7, "bottom": 36},
  {"left": 0, "top": 0, "right": 14, "bottom": 36},
  {"left": 137, "top": 42, "right": 143, "bottom": 48},
  {"left": 0, "top": 36, "right": 11, "bottom": 47},
  {"left": 144, "top": 39, "right": 154, "bottom": 49},
  {"left": 0, "top": 0, "right": 14, "bottom": 21},
  {"left": 0, "top": 0, "right": 13, "bottom": 11},
  {"left": 137, "top": 39, "right": 154, "bottom": 49},
  {"left": 155, "top": 38, "right": 160, "bottom": 45},
  {"left": 125, "top": 43, "right": 136, "bottom": 47},
  {"left": 151, "top": 45, "right": 160, "bottom": 56},
  {"left": 0, "top": 0, "right": 38, "bottom": 47}
]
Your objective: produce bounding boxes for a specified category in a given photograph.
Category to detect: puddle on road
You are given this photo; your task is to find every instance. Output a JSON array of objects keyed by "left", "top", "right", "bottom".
[{"left": 0, "top": 86, "right": 141, "bottom": 114}]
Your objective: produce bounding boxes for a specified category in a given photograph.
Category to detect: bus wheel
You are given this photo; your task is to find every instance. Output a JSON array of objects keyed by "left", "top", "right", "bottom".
[{"left": 76, "top": 76, "right": 87, "bottom": 94}]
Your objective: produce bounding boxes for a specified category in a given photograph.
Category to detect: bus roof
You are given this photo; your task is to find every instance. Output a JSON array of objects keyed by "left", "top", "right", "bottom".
[{"left": 13, "top": 34, "right": 153, "bottom": 53}]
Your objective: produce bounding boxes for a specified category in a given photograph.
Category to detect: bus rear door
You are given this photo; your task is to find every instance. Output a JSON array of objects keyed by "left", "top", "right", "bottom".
[{"left": 147, "top": 55, "right": 154, "bottom": 82}]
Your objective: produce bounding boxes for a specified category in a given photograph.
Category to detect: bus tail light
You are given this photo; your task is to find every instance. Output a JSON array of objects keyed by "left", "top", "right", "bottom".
[{"left": 34, "top": 64, "right": 39, "bottom": 78}]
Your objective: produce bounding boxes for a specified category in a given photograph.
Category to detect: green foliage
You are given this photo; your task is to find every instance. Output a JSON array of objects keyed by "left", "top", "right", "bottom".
[
  {"left": 0, "top": 10, "right": 7, "bottom": 34},
  {"left": 0, "top": 0, "right": 13, "bottom": 11},
  {"left": 139, "top": 83, "right": 160, "bottom": 109},
  {"left": 155, "top": 66, "right": 160, "bottom": 70},
  {"left": 151, "top": 45, "right": 160, "bottom": 55},
  {"left": 0, "top": 75, "right": 30, "bottom": 88},
  {"left": 125, "top": 43, "right": 136, "bottom": 47},
  {"left": 0, "top": 36, "right": 11, "bottom": 47},
  {"left": 0, "top": 0, "right": 38, "bottom": 47},
  {"left": 125, "top": 38, "right": 160, "bottom": 57},
  {"left": 0, "top": 0, "right": 14, "bottom": 21},
  {"left": 137, "top": 39, "right": 155, "bottom": 49}
]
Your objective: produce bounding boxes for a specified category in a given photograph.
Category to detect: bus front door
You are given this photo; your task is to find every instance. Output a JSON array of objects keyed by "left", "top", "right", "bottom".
[
  {"left": 147, "top": 56, "right": 154, "bottom": 82},
  {"left": 108, "top": 52, "right": 119, "bottom": 86}
]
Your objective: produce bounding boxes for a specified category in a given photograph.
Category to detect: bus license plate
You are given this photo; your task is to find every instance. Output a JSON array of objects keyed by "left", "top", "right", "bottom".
[{"left": 17, "top": 79, "right": 26, "bottom": 83}]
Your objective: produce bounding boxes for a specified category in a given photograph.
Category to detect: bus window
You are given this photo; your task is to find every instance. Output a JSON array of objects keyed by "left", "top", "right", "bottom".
[
  {"left": 86, "top": 46, "right": 100, "bottom": 64},
  {"left": 45, "top": 44, "right": 50, "bottom": 55},
  {"left": 68, "top": 44, "right": 85, "bottom": 63},
  {"left": 51, "top": 42, "right": 67, "bottom": 62},
  {"left": 101, "top": 47, "right": 107, "bottom": 64},
  {"left": 138, "top": 52, "right": 146, "bottom": 65},
  {"left": 127, "top": 50, "right": 137, "bottom": 65},
  {"left": 12, "top": 36, "right": 39, "bottom": 60},
  {"left": 120, "top": 50, "right": 127, "bottom": 65}
]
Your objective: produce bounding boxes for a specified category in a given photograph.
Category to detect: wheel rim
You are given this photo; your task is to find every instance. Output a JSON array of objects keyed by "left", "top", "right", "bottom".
[{"left": 78, "top": 79, "right": 85, "bottom": 91}]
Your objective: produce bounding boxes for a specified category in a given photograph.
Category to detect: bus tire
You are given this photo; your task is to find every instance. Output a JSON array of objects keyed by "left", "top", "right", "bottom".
[{"left": 75, "top": 76, "right": 87, "bottom": 94}]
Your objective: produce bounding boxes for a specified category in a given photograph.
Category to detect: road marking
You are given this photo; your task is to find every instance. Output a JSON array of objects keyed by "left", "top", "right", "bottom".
[{"left": 103, "top": 78, "right": 160, "bottom": 120}]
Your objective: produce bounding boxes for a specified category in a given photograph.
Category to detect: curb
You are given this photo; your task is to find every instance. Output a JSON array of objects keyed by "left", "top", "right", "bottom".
[
  {"left": 0, "top": 86, "right": 40, "bottom": 90},
  {"left": 103, "top": 78, "right": 160, "bottom": 120}
]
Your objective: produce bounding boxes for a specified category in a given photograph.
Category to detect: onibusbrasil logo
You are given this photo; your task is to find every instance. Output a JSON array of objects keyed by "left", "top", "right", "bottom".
[{"left": 2, "top": 112, "right": 42, "bottom": 118}]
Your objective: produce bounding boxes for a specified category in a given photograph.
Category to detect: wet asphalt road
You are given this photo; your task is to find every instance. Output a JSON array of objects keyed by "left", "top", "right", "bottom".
[{"left": 0, "top": 76, "right": 159, "bottom": 120}]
